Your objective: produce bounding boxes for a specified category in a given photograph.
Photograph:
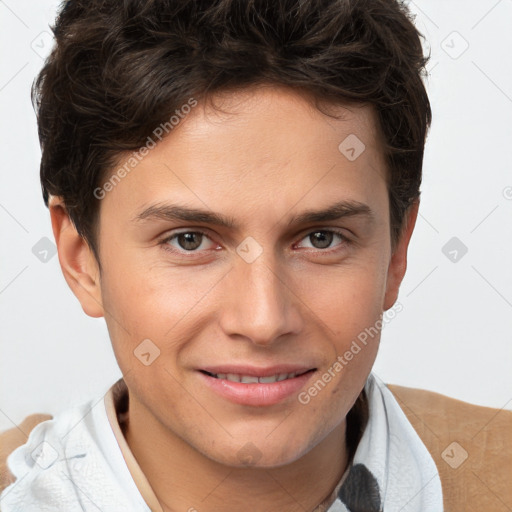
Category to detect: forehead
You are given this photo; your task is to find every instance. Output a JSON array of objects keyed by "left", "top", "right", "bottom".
[
  {"left": 99, "top": 85, "right": 388, "bottom": 227},
  {"left": 177, "top": 85, "right": 384, "bottom": 168}
]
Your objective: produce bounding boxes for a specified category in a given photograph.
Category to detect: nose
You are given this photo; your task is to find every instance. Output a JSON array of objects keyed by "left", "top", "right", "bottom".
[{"left": 218, "top": 252, "right": 303, "bottom": 347}]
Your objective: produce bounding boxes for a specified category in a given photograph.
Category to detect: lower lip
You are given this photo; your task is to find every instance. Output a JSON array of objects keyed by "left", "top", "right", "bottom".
[{"left": 198, "top": 370, "right": 315, "bottom": 406}]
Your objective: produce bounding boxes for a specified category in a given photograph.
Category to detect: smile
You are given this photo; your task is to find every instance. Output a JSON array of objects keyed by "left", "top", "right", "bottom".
[
  {"left": 198, "top": 368, "right": 317, "bottom": 406},
  {"left": 201, "top": 369, "right": 312, "bottom": 383}
]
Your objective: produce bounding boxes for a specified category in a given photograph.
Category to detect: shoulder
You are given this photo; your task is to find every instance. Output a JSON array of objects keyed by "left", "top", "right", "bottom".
[
  {"left": 0, "top": 413, "right": 53, "bottom": 491},
  {"left": 0, "top": 397, "right": 101, "bottom": 496},
  {"left": 387, "top": 384, "right": 512, "bottom": 512}
]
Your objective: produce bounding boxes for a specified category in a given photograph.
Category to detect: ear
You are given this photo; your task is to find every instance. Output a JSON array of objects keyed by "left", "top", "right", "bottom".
[
  {"left": 383, "top": 199, "right": 419, "bottom": 311},
  {"left": 48, "top": 196, "right": 104, "bottom": 318}
]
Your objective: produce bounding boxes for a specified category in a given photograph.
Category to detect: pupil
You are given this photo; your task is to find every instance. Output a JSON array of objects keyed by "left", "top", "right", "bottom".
[
  {"left": 178, "top": 232, "right": 202, "bottom": 250},
  {"left": 311, "top": 231, "right": 332, "bottom": 249}
]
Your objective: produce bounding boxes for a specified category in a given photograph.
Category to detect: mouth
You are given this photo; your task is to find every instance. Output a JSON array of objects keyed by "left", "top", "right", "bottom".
[
  {"left": 199, "top": 368, "right": 315, "bottom": 383},
  {"left": 197, "top": 366, "right": 317, "bottom": 406}
]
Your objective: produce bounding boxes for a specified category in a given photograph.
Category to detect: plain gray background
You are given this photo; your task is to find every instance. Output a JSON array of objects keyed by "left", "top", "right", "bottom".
[{"left": 1, "top": 0, "right": 512, "bottom": 432}]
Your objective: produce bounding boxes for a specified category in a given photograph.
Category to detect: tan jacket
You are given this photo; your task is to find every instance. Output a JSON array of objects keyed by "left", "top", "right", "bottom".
[{"left": 1, "top": 385, "right": 511, "bottom": 511}]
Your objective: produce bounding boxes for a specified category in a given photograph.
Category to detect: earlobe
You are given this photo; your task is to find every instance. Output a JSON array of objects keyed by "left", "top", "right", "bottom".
[
  {"left": 48, "top": 196, "right": 104, "bottom": 318},
  {"left": 383, "top": 199, "right": 419, "bottom": 311}
]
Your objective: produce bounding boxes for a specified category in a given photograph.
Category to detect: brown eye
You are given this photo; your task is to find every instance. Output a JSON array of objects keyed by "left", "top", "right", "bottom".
[
  {"left": 296, "top": 230, "right": 348, "bottom": 251},
  {"left": 162, "top": 230, "right": 217, "bottom": 254},
  {"left": 309, "top": 231, "right": 334, "bottom": 249},
  {"left": 176, "top": 232, "right": 203, "bottom": 251}
]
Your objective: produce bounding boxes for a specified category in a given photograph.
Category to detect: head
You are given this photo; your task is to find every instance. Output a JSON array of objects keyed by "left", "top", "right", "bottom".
[{"left": 37, "top": 0, "right": 430, "bottom": 467}]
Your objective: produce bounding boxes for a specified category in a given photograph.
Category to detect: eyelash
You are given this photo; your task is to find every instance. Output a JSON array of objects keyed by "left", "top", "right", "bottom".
[{"left": 158, "top": 228, "right": 351, "bottom": 258}]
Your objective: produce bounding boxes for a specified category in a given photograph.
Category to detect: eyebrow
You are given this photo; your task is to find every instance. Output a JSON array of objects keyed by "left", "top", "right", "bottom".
[{"left": 133, "top": 199, "right": 374, "bottom": 229}]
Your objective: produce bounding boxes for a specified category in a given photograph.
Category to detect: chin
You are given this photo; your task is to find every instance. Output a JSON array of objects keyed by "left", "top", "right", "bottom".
[{"left": 203, "top": 436, "right": 310, "bottom": 469}]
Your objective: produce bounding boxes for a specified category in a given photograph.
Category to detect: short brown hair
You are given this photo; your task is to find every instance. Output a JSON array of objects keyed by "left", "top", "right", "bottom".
[{"left": 33, "top": 0, "right": 431, "bottom": 262}]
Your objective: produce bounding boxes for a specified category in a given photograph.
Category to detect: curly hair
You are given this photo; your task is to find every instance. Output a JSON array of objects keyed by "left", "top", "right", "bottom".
[{"left": 33, "top": 0, "right": 431, "bottom": 262}]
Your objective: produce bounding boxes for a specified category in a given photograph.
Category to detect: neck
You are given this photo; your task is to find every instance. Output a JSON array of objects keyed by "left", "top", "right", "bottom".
[{"left": 124, "top": 396, "right": 349, "bottom": 512}]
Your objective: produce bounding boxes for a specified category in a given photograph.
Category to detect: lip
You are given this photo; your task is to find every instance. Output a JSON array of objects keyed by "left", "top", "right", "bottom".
[{"left": 197, "top": 366, "right": 317, "bottom": 406}]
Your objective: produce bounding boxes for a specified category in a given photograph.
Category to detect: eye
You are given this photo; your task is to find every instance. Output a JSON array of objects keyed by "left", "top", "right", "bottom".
[
  {"left": 296, "top": 229, "right": 349, "bottom": 251},
  {"left": 161, "top": 230, "right": 218, "bottom": 253},
  {"left": 159, "top": 228, "right": 350, "bottom": 257}
]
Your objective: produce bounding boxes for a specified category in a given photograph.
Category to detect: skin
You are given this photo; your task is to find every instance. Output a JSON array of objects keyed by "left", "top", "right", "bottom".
[{"left": 50, "top": 84, "right": 418, "bottom": 512}]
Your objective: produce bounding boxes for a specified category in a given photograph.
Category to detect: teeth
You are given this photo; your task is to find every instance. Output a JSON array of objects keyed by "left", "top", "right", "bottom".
[
  {"left": 240, "top": 375, "right": 259, "bottom": 383},
  {"left": 259, "top": 375, "right": 279, "bottom": 383},
  {"left": 212, "top": 371, "right": 300, "bottom": 383}
]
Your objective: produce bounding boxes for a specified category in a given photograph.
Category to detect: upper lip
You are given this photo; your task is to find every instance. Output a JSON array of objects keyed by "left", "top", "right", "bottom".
[{"left": 199, "top": 365, "right": 316, "bottom": 377}]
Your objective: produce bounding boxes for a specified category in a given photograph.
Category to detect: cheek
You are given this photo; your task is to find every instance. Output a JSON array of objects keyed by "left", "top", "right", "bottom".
[
  {"left": 295, "top": 256, "right": 386, "bottom": 408},
  {"left": 99, "top": 256, "right": 224, "bottom": 365},
  {"left": 297, "top": 256, "right": 388, "bottom": 340}
]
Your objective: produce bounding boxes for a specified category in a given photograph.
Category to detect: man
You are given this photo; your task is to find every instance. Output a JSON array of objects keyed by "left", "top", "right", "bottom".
[{"left": 1, "top": 1, "right": 510, "bottom": 511}]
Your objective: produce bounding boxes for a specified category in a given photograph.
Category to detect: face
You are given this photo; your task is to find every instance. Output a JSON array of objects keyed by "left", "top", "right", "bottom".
[{"left": 58, "top": 85, "right": 414, "bottom": 468}]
